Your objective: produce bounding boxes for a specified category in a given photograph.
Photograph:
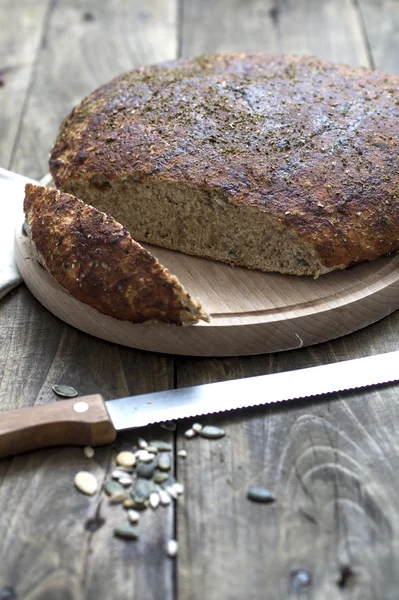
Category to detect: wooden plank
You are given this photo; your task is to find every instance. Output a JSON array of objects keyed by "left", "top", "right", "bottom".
[
  {"left": 357, "top": 0, "right": 399, "bottom": 74},
  {"left": 0, "top": 0, "right": 49, "bottom": 169},
  {"left": 0, "top": 0, "right": 178, "bottom": 598},
  {"left": 10, "top": 0, "right": 177, "bottom": 180},
  {"left": 180, "top": 0, "right": 370, "bottom": 66},
  {"left": 176, "top": 0, "right": 399, "bottom": 598}
]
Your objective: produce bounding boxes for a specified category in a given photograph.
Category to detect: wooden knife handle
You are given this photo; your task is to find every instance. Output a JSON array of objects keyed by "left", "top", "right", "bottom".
[{"left": 0, "top": 394, "right": 117, "bottom": 459}]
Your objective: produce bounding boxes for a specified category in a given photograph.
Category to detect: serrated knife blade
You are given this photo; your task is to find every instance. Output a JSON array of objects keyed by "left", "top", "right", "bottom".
[
  {"left": 105, "top": 349, "right": 399, "bottom": 430},
  {"left": 1, "top": 350, "right": 399, "bottom": 459}
]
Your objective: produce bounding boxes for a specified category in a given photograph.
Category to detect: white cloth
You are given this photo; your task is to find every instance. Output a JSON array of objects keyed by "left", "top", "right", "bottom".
[{"left": 0, "top": 168, "right": 36, "bottom": 299}]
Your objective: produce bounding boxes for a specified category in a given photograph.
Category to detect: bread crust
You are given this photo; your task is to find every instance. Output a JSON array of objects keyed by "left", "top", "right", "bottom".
[
  {"left": 24, "top": 184, "right": 209, "bottom": 324},
  {"left": 49, "top": 53, "right": 399, "bottom": 272}
]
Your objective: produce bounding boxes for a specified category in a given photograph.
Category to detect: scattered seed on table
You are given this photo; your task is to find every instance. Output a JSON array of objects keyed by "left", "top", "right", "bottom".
[
  {"left": 137, "top": 461, "right": 157, "bottom": 479},
  {"left": 123, "top": 498, "right": 135, "bottom": 509},
  {"left": 160, "top": 474, "right": 176, "bottom": 488},
  {"left": 158, "top": 453, "right": 171, "bottom": 471},
  {"left": 184, "top": 428, "right": 196, "bottom": 439},
  {"left": 109, "top": 491, "right": 126, "bottom": 505},
  {"left": 135, "top": 450, "right": 153, "bottom": 462},
  {"left": 116, "top": 451, "right": 136, "bottom": 468},
  {"left": 165, "top": 485, "right": 178, "bottom": 500},
  {"left": 133, "top": 479, "right": 151, "bottom": 501},
  {"left": 127, "top": 509, "right": 141, "bottom": 524},
  {"left": 154, "top": 471, "right": 169, "bottom": 484},
  {"left": 199, "top": 425, "right": 225, "bottom": 439},
  {"left": 138, "top": 438, "right": 148, "bottom": 449},
  {"left": 114, "top": 525, "right": 139, "bottom": 541},
  {"left": 83, "top": 446, "right": 95, "bottom": 459},
  {"left": 150, "top": 440, "right": 172, "bottom": 452},
  {"left": 104, "top": 480, "right": 125, "bottom": 496},
  {"left": 119, "top": 476, "right": 134, "bottom": 487},
  {"left": 247, "top": 487, "right": 276, "bottom": 503},
  {"left": 146, "top": 446, "right": 158, "bottom": 454},
  {"left": 167, "top": 539, "right": 178, "bottom": 557},
  {"left": 52, "top": 384, "right": 78, "bottom": 398},
  {"left": 159, "top": 489, "right": 172, "bottom": 505},
  {"left": 112, "top": 468, "right": 132, "bottom": 480},
  {"left": 174, "top": 482, "right": 184, "bottom": 495},
  {"left": 149, "top": 492, "right": 160, "bottom": 509},
  {"left": 177, "top": 449, "right": 187, "bottom": 459},
  {"left": 192, "top": 423, "right": 203, "bottom": 433},
  {"left": 74, "top": 471, "right": 98, "bottom": 496},
  {"left": 160, "top": 421, "right": 177, "bottom": 432}
]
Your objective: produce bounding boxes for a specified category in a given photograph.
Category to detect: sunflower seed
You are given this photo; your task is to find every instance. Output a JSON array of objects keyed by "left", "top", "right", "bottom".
[
  {"left": 177, "top": 450, "right": 187, "bottom": 458},
  {"left": 83, "top": 446, "right": 95, "bottom": 459},
  {"left": 247, "top": 487, "right": 276, "bottom": 503},
  {"left": 114, "top": 525, "right": 139, "bottom": 541},
  {"left": 74, "top": 471, "right": 98, "bottom": 496},
  {"left": 184, "top": 428, "right": 196, "bottom": 439},
  {"left": 153, "top": 471, "right": 169, "bottom": 484},
  {"left": 157, "top": 453, "right": 171, "bottom": 471},
  {"left": 52, "top": 384, "right": 78, "bottom": 398},
  {"left": 199, "top": 425, "right": 225, "bottom": 439},
  {"left": 109, "top": 491, "right": 126, "bottom": 504},
  {"left": 138, "top": 438, "right": 148, "bottom": 449},
  {"left": 149, "top": 440, "right": 172, "bottom": 452},
  {"left": 160, "top": 421, "right": 177, "bottom": 432},
  {"left": 192, "top": 423, "right": 203, "bottom": 433},
  {"left": 119, "top": 476, "right": 134, "bottom": 487},
  {"left": 149, "top": 491, "right": 160, "bottom": 509},
  {"left": 127, "top": 509, "right": 141, "bottom": 524},
  {"left": 116, "top": 451, "right": 136, "bottom": 468},
  {"left": 158, "top": 489, "right": 172, "bottom": 505},
  {"left": 167, "top": 539, "right": 178, "bottom": 557},
  {"left": 135, "top": 450, "right": 153, "bottom": 462},
  {"left": 137, "top": 461, "right": 157, "bottom": 479}
]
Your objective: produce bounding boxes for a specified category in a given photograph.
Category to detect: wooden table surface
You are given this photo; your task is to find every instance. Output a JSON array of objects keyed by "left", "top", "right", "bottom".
[{"left": 1, "top": 1, "right": 399, "bottom": 598}]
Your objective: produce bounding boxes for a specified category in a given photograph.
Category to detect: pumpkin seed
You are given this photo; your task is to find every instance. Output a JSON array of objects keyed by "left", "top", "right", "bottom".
[
  {"left": 247, "top": 487, "right": 276, "bottom": 503},
  {"left": 74, "top": 471, "right": 98, "bottom": 496},
  {"left": 184, "top": 428, "right": 196, "bottom": 439},
  {"left": 192, "top": 423, "right": 203, "bottom": 433},
  {"left": 167, "top": 539, "right": 178, "bottom": 557},
  {"left": 173, "top": 482, "right": 184, "bottom": 495},
  {"left": 127, "top": 509, "right": 141, "bottom": 524},
  {"left": 149, "top": 440, "right": 172, "bottom": 452},
  {"left": 83, "top": 446, "right": 95, "bottom": 459},
  {"left": 153, "top": 471, "right": 169, "bottom": 484},
  {"left": 104, "top": 480, "right": 124, "bottom": 496},
  {"left": 149, "top": 491, "right": 160, "bottom": 509},
  {"left": 158, "top": 489, "right": 172, "bottom": 505},
  {"left": 109, "top": 491, "right": 126, "bottom": 504},
  {"left": 112, "top": 468, "right": 132, "bottom": 480},
  {"left": 158, "top": 453, "right": 171, "bottom": 471},
  {"left": 146, "top": 446, "right": 158, "bottom": 454},
  {"left": 114, "top": 525, "right": 139, "bottom": 541},
  {"left": 199, "top": 425, "right": 225, "bottom": 439},
  {"left": 160, "top": 421, "right": 177, "bottom": 431},
  {"left": 137, "top": 461, "right": 156, "bottom": 479},
  {"left": 116, "top": 451, "right": 136, "bottom": 468},
  {"left": 135, "top": 450, "right": 153, "bottom": 462},
  {"left": 133, "top": 479, "right": 151, "bottom": 501},
  {"left": 165, "top": 486, "right": 177, "bottom": 500},
  {"left": 160, "top": 474, "right": 176, "bottom": 488},
  {"left": 138, "top": 438, "right": 148, "bottom": 449},
  {"left": 52, "top": 384, "right": 78, "bottom": 398},
  {"left": 177, "top": 449, "right": 187, "bottom": 458}
]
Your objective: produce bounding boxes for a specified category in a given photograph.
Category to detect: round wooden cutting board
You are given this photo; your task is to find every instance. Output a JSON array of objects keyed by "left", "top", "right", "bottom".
[{"left": 15, "top": 221, "right": 399, "bottom": 356}]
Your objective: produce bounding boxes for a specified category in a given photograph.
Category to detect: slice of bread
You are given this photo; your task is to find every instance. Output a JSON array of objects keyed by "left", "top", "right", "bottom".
[
  {"left": 24, "top": 184, "right": 209, "bottom": 325},
  {"left": 50, "top": 54, "right": 399, "bottom": 277}
]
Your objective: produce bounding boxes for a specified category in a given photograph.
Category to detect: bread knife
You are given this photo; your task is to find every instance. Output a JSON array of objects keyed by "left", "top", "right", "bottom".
[{"left": 0, "top": 350, "right": 398, "bottom": 458}]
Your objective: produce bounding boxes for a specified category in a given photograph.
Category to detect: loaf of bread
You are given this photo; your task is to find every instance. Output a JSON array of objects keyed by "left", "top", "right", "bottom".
[
  {"left": 24, "top": 184, "right": 209, "bottom": 324},
  {"left": 49, "top": 53, "right": 399, "bottom": 277}
]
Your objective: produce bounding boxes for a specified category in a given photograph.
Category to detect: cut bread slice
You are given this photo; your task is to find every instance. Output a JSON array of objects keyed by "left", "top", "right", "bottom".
[{"left": 23, "top": 184, "right": 209, "bottom": 325}]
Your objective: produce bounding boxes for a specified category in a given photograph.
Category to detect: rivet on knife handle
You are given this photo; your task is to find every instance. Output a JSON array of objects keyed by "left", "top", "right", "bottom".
[{"left": 0, "top": 394, "right": 117, "bottom": 459}]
